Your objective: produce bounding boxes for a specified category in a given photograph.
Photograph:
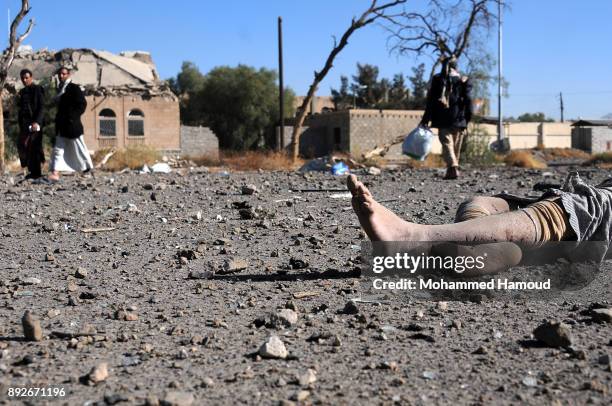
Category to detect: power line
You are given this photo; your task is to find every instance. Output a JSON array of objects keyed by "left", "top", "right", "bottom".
[{"left": 509, "top": 90, "right": 612, "bottom": 97}]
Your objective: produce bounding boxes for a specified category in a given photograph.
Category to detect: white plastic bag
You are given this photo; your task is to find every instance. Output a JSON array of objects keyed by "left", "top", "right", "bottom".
[{"left": 402, "top": 125, "right": 434, "bottom": 161}]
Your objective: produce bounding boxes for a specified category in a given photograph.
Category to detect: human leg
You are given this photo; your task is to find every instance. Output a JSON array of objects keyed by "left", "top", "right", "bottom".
[
  {"left": 438, "top": 128, "right": 460, "bottom": 179},
  {"left": 48, "top": 136, "right": 66, "bottom": 181},
  {"left": 454, "top": 196, "right": 511, "bottom": 222},
  {"left": 348, "top": 174, "right": 538, "bottom": 243}
]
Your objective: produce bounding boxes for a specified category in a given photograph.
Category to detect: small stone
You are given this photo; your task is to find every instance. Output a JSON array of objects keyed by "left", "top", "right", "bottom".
[
  {"left": 591, "top": 308, "right": 612, "bottom": 323},
  {"left": 179, "top": 257, "right": 189, "bottom": 266},
  {"left": 522, "top": 376, "right": 537, "bottom": 387},
  {"left": 161, "top": 391, "right": 195, "bottom": 406},
  {"left": 533, "top": 321, "right": 573, "bottom": 347},
  {"left": 20, "top": 277, "right": 41, "bottom": 285},
  {"left": 293, "top": 391, "right": 310, "bottom": 402},
  {"left": 188, "top": 270, "right": 213, "bottom": 280},
  {"left": 219, "top": 257, "right": 248, "bottom": 274},
  {"left": 437, "top": 301, "right": 448, "bottom": 311},
  {"left": 241, "top": 184, "right": 258, "bottom": 195},
  {"left": 45, "top": 253, "right": 55, "bottom": 262},
  {"left": 367, "top": 167, "right": 381, "bottom": 176},
  {"left": 84, "top": 362, "right": 109, "bottom": 385},
  {"left": 75, "top": 267, "right": 88, "bottom": 279},
  {"left": 473, "top": 346, "right": 488, "bottom": 355},
  {"left": 276, "top": 309, "right": 298, "bottom": 326},
  {"left": 115, "top": 310, "right": 138, "bottom": 321},
  {"left": 22, "top": 310, "right": 43, "bottom": 341},
  {"left": 343, "top": 300, "right": 359, "bottom": 315},
  {"left": 258, "top": 335, "right": 288, "bottom": 359},
  {"left": 289, "top": 258, "right": 308, "bottom": 270},
  {"left": 298, "top": 369, "right": 317, "bottom": 386}
]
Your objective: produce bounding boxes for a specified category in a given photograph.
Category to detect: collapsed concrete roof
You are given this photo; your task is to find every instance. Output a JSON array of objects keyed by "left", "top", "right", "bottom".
[{"left": 5, "top": 48, "right": 177, "bottom": 100}]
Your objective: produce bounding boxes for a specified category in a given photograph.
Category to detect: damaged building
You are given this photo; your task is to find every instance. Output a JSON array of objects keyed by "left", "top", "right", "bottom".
[{"left": 6, "top": 48, "right": 181, "bottom": 154}]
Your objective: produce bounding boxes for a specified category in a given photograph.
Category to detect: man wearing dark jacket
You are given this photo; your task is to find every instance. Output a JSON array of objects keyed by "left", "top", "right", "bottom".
[
  {"left": 17, "top": 69, "right": 45, "bottom": 179},
  {"left": 421, "top": 56, "right": 473, "bottom": 180},
  {"left": 48, "top": 66, "right": 93, "bottom": 182}
]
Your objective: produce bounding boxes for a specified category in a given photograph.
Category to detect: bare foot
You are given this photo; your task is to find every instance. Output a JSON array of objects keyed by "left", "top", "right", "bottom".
[
  {"left": 347, "top": 175, "right": 423, "bottom": 241},
  {"left": 48, "top": 172, "right": 60, "bottom": 181}
]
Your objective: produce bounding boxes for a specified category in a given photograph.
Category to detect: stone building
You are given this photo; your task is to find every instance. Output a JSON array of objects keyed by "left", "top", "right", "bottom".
[
  {"left": 6, "top": 48, "right": 180, "bottom": 154},
  {"left": 299, "top": 109, "right": 424, "bottom": 157},
  {"left": 293, "top": 109, "right": 573, "bottom": 158},
  {"left": 571, "top": 120, "right": 612, "bottom": 153}
]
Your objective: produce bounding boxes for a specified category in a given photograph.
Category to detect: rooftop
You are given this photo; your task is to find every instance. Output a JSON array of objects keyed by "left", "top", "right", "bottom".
[{"left": 5, "top": 47, "right": 177, "bottom": 100}]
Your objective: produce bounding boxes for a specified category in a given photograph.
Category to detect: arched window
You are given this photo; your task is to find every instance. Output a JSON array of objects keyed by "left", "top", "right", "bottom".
[
  {"left": 127, "top": 108, "right": 145, "bottom": 136},
  {"left": 98, "top": 108, "right": 116, "bottom": 137}
]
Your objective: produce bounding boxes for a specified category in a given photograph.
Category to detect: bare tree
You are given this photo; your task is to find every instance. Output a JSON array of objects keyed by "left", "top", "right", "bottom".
[
  {"left": 359, "top": 0, "right": 503, "bottom": 160},
  {"left": 0, "top": 0, "right": 34, "bottom": 171},
  {"left": 289, "top": 0, "right": 406, "bottom": 161},
  {"left": 382, "top": 0, "right": 500, "bottom": 80}
]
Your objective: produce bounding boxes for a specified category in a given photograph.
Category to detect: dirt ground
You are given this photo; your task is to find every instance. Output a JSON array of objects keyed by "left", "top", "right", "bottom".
[{"left": 0, "top": 165, "right": 610, "bottom": 405}]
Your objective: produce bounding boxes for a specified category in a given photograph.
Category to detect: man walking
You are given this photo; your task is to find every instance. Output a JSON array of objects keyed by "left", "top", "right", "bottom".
[
  {"left": 420, "top": 55, "right": 473, "bottom": 180},
  {"left": 47, "top": 66, "right": 93, "bottom": 182},
  {"left": 17, "top": 69, "right": 45, "bottom": 180}
]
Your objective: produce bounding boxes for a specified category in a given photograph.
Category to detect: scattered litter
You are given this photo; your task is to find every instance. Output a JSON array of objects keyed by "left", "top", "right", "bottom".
[
  {"left": 138, "top": 164, "right": 151, "bottom": 174},
  {"left": 292, "top": 291, "right": 321, "bottom": 299},
  {"left": 81, "top": 227, "right": 116, "bottom": 233},
  {"left": 330, "top": 192, "right": 352, "bottom": 199},
  {"left": 151, "top": 163, "right": 171, "bottom": 174},
  {"left": 331, "top": 161, "right": 349, "bottom": 176}
]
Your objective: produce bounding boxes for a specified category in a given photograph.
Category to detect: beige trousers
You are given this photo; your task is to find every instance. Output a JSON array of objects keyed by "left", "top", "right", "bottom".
[{"left": 438, "top": 128, "right": 465, "bottom": 168}]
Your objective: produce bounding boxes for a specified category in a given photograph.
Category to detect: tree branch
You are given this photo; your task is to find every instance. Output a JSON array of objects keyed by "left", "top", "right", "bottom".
[{"left": 289, "top": 0, "right": 406, "bottom": 160}]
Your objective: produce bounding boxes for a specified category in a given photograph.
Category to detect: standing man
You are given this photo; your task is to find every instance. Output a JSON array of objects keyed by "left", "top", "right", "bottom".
[
  {"left": 420, "top": 55, "right": 473, "bottom": 180},
  {"left": 47, "top": 66, "right": 93, "bottom": 182},
  {"left": 17, "top": 69, "right": 45, "bottom": 180}
]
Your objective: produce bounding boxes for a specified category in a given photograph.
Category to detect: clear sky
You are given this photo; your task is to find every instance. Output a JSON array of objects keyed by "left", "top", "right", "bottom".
[{"left": 9, "top": 0, "right": 612, "bottom": 120}]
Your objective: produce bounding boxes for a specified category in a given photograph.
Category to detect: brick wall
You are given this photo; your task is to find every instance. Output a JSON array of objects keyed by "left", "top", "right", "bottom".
[
  {"left": 180, "top": 126, "right": 219, "bottom": 159},
  {"left": 590, "top": 127, "right": 612, "bottom": 153},
  {"left": 348, "top": 109, "right": 423, "bottom": 157},
  {"left": 82, "top": 95, "right": 180, "bottom": 152}
]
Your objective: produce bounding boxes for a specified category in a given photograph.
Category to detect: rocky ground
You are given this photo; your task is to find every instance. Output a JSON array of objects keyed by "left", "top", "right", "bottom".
[{"left": 0, "top": 165, "right": 610, "bottom": 405}]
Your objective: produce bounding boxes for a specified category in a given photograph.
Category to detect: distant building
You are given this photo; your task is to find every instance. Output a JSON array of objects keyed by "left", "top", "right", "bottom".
[
  {"left": 293, "top": 96, "right": 335, "bottom": 115},
  {"left": 571, "top": 120, "right": 612, "bottom": 153},
  {"left": 6, "top": 48, "right": 180, "bottom": 154},
  {"left": 296, "top": 109, "right": 424, "bottom": 158}
]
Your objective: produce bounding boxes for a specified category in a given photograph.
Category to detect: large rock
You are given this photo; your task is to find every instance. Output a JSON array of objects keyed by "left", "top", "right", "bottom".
[
  {"left": 161, "top": 391, "right": 195, "bottom": 406},
  {"left": 259, "top": 336, "right": 288, "bottom": 359},
  {"left": 591, "top": 308, "right": 612, "bottom": 323},
  {"left": 533, "top": 321, "right": 573, "bottom": 347},
  {"left": 22, "top": 310, "right": 43, "bottom": 341},
  {"left": 83, "top": 362, "right": 109, "bottom": 385}
]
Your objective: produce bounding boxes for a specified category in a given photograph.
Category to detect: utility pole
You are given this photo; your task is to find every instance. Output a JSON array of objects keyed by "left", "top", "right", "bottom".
[
  {"left": 277, "top": 16, "right": 285, "bottom": 152},
  {"left": 559, "top": 92, "right": 564, "bottom": 123},
  {"left": 497, "top": 0, "right": 504, "bottom": 143}
]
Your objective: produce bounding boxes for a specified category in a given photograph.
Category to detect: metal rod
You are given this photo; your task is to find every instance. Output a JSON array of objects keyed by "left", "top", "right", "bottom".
[
  {"left": 278, "top": 16, "right": 285, "bottom": 152},
  {"left": 497, "top": 0, "right": 503, "bottom": 142}
]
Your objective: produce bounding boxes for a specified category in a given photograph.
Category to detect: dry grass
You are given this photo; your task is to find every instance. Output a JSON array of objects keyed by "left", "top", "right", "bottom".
[
  {"left": 584, "top": 152, "right": 612, "bottom": 168},
  {"left": 504, "top": 150, "right": 547, "bottom": 169},
  {"left": 220, "top": 151, "right": 304, "bottom": 171},
  {"left": 538, "top": 148, "right": 591, "bottom": 161},
  {"left": 94, "top": 145, "right": 161, "bottom": 171},
  {"left": 183, "top": 153, "right": 221, "bottom": 167},
  {"left": 409, "top": 153, "right": 446, "bottom": 168}
]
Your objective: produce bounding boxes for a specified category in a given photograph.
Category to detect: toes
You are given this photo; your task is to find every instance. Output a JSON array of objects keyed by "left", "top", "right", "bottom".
[
  {"left": 356, "top": 182, "right": 372, "bottom": 198},
  {"left": 347, "top": 175, "right": 358, "bottom": 195}
]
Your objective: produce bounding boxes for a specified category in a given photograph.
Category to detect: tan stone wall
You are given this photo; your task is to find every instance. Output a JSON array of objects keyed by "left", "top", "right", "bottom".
[
  {"left": 82, "top": 95, "right": 180, "bottom": 152},
  {"left": 348, "top": 109, "right": 423, "bottom": 157},
  {"left": 541, "top": 122, "right": 572, "bottom": 148}
]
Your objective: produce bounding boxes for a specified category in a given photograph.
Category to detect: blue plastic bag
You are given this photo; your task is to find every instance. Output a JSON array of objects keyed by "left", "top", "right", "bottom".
[
  {"left": 331, "top": 161, "right": 349, "bottom": 176},
  {"left": 402, "top": 125, "right": 434, "bottom": 161}
]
